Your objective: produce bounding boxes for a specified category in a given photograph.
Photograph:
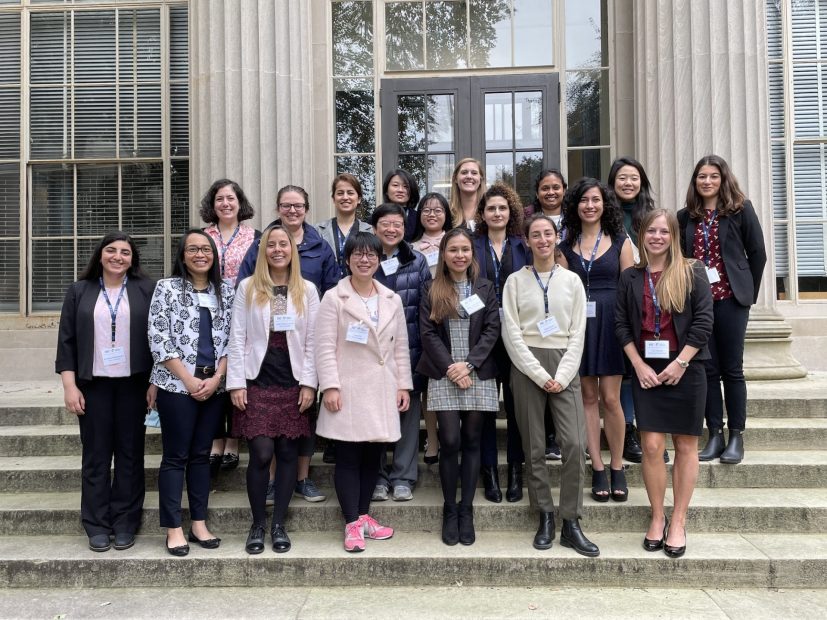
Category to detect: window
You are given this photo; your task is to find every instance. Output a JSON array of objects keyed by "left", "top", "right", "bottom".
[{"left": 768, "top": 0, "right": 827, "bottom": 301}]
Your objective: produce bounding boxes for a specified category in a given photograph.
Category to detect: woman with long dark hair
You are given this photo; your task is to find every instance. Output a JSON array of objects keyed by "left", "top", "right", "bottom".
[
  {"left": 316, "top": 173, "right": 374, "bottom": 280},
  {"left": 56, "top": 231, "right": 156, "bottom": 552},
  {"left": 678, "top": 155, "right": 766, "bottom": 464}
]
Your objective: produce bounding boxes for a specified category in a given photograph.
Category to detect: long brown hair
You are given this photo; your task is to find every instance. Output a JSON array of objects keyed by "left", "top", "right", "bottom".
[
  {"left": 636, "top": 209, "right": 695, "bottom": 314},
  {"left": 685, "top": 154, "right": 745, "bottom": 219},
  {"left": 247, "top": 224, "right": 306, "bottom": 315},
  {"left": 429, "top": 228, "right": 479, "bottom": 323},
  {"left": 474, "top": 182, "right": 524, "bottom": 238}
]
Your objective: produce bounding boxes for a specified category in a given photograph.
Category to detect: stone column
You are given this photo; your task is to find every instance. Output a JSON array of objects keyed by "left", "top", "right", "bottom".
[
  {"left": 633, "top": 0, "right": 805, "bottom": 379},
  {"left": 190, "top": 0, "right": 313, "bottom": 228}
]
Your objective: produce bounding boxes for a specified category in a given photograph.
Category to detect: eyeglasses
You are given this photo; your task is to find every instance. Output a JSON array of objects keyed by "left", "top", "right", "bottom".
[
  {"left": 378, "top": 221, "right": 404, "bottom": 230},
  {"left": 278, "top": 203, "right": 306, "bottom": 212},
  {"left": 421, "top": 208, "right": 445, "bottom": 216},
  {"left": 352, "top": 251, "right": 378, "bottom": 262},
  {"left": 185, "top": 246, "right": 214, "bottom": 256}
]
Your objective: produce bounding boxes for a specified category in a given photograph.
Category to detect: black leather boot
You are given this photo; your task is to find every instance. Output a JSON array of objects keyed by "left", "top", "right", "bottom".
[
  {"left": 457, "top": 504, "right": 475, "bottom": 545},
  {"left": 560, "top": 518, "right": 600, "bottom": 557},
  {"left": 698, "top": 427, "right": 725, "bottom": 461},
  {"left": 480, "top": 466, "right": 502, "bottom": 503},
  {"left": 506, "top": 463, "right": 523, "bottom": 502},
  {"left": 623, "top": 424, "right": 643, "bottom": 463},
  {"left": 719, "top": 429, "right": 744, "bottom": 464},
  {"left": 533, "top": 512, "right": 555, "bottom": 550},
  {"left": 441, "top": 503, "right": 459, "bottom": 546}
]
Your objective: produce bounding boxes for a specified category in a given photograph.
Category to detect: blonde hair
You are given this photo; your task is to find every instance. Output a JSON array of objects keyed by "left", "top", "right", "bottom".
[
  {"left": 247, "top": 224, "right": 306, "bottom": 315},
  {"left": 449, "top": 157, "right": 486, "bottom": 227},
  {"left": 636, "top": 209, "right": 695, "bottom": 314}
]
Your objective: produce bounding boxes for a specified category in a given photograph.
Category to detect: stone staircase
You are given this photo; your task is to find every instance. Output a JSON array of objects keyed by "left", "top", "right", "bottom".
[{"left": 0, "top": 377, "right": 826, "bottom": 590}]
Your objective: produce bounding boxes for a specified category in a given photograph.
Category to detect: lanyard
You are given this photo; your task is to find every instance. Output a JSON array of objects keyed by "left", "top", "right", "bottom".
[
  {"left": 332, "top": 218, "right": 350, "bottom": 277},
  {"left": 577, "top": 230, "right": 603, "bottom": 299},
  {"left": 645, "top": 268, "right": 662, "bottom": 340},
  {"left": 699, "top": 210, "right": 717, "bottom": 266},
  {"left": 531, "top": 265, "right": 557, "bottom": 316},
  {"left": 217, "top": 226, "right": 240, "bottom": 277},
  {"left": 487, "top": 237, "right": 507, "bottom": 306},
  {"left": 99, "top": 276, "right": 128, "bottom": 345}
]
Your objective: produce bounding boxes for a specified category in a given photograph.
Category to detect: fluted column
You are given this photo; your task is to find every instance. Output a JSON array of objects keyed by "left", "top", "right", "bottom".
[
  {"left": 633, "top": 0, "right": 805, "bottom": 379},
  {"left": 190, "top": 0, "right": 313, "bottom": 227}
]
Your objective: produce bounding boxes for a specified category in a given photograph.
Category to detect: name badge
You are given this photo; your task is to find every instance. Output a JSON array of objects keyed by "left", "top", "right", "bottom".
[
  {"left": 272, "top": 314, "right": 296, "bottom": 331},
  {"left": 346, "top": 321, "right": 370, "bottom": 344},
  {"left": 102, "top": 346, "right": 127, "bottom": 367},
  {"left": 645, "top": 339, "right": 670, "bottom": 359},
  {"left": 426, "top": 251, "right": 439, "bottom": 267},
  {"left": 196, "top": 293, "right": 218, "bottom": 310},
  {"left": 537, "top": 316, "right": 561, "bottom": 338},
  {"left": 498, "top": 307, "right": 504, "bottom": 323},
  {"left": 706, "top": 267, "right": 721, "bottom": 284},
  {"left": 585, "top": 301, "right": 597, "bottom": 318},
  {"left": 460, "top": 294, "right": 485, "bottom": 316},
  {"left": 381, "top": 257, "right": 399, "bottom": 275}
]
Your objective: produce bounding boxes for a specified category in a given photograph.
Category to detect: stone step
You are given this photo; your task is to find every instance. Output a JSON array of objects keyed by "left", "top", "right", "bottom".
[
  {"left": 1, "top": 531, "right": 825, "bottom": 589},
  {"left": 0, "top": 487, "right": 824, "bottom": 537},
  {"left": 0, "top": 450, "right": 825, "bottom": 493},
  {"left": 3, "top": 417, "right": 826, "bottom": 457}
]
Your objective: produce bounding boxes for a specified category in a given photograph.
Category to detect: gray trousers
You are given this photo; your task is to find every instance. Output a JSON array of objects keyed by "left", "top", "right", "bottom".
[
  {"left": 377, "top": 393, "right": 421, "bottom": 490},
  {"left": 511, "top": 348, "right": 586, "bottom": 520}
]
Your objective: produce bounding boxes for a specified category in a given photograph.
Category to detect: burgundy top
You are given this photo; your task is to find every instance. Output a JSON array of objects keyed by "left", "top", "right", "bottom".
[
  {"left": 640, "top": 270, "right": 679, "bottom": 352},
  {"left": 692, "top": 209, "right": 733, "bottom": 301}
]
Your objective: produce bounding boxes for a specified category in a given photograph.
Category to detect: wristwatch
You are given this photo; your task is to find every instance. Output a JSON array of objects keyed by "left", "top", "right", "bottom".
[
  {"left": 676, "top": 358, "right": 689, "bottom": 369},
  {"left": 465, "top": 362, "right": 475, "bottom": 371}
]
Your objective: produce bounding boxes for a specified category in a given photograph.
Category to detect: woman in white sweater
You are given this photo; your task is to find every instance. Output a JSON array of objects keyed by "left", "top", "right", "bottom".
[{"left": 501, "top": 214, "right": 598, "bottom": 557}]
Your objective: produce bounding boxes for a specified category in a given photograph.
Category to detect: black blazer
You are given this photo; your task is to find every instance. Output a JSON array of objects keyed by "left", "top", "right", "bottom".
[
  {"left": 472, "top": 234, "right": 529, "bottom": 282},
  {"left": 677, "top": 200, "right": 767, "bottom": 307},
  {"left": 55, "top": 276, "right": 157, "bottom": 384},
  {"left": 416, "top": 278, "right": 500, "bottom": 381},
  {"left": 614, "top": 262, "right": 714, "bottom": 361}
]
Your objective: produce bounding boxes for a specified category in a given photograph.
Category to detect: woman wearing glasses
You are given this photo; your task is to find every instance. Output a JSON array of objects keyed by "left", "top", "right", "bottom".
[
  {"left": 148, "top": 229, "right": 234, "bottom": 556},
  {"left": 315, "top": 232, "right": 412, "bottom": 552}
]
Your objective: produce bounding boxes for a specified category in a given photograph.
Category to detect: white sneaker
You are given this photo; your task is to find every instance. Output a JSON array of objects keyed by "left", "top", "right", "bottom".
[
  {"left": 392, "top": 485, "right": 413, "bottom": 501},
  {"left": 372, "top": 484, "right": 389, "bottom": 501}
]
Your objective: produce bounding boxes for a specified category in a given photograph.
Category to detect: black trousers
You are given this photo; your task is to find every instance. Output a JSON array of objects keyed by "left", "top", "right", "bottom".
[
  {"left": 77, "top": 375, "right": 147, "bottom": 537},
  {"left": 705, "top": 297, "right": 750, "bottom": 431},
  {"left": 334, "top": 441, "right": 384, "bottom": 524},
  {"left": 157, "top": 389, "right": 223, "bottom": 528}
]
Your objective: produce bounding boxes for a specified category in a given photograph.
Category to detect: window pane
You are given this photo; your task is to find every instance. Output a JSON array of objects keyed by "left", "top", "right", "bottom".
[
  {"left": 169, "top": 5, "right": 188, "bottom": 81},
  {"left": 515, "top": 151, "right": 543, "bottom": 203},
  {"left": 792, "top": 143, "right": 827, "bottom": 219},
  {"left": 791, "top": 1, "right": 818, "bottom": 60},
  {"left": 567, "top": 69, "right": 608, "bottom": 147},
  {"left": 515, "top": 0, "right": 553, "bottom": 66},
  {"left": 75, "top": 85, "right": 116, "bottom": 158},
  {"left": 332, "top": 1, "right": 374, "bottom": 76},
  {"left": 30, "top": 13, "right": 70, "bottom": 85},
  {"left": 568, "top": 147, "right": 610, "bottom": 180},
  {"left": 76, "top": 165, "right": 118, "bottom": 236},
  {"left": 31, "top": 238, "right": 74, "bottom": 312},
  {"left": 771, "top": 142, "right": 787, "bottom": 220},
  {"left": 0, "top": 87, "right": 20, "bottom": 159},
  {"left": 75, "top": 11, "right": 116, "bottom": 83},
  {"left": 486, "top": 151, "right": 513, "bottom": 185},
  {"left": 397, "top": 94, "right": 425, "bottom": 153},
  {"left": 385, "top": 2, "right": 424, "bottom": 71},
  {"left": 0, "top": 163, "right": 19, "bottom": 237},
  {"left": 336, "top": 154, "right": 376, "bottom": 215},
  {"left": 768, "top": 62, "right": 784, "bottom": 139},
  {"left": 31, "top": 164, "right": 73, "bottom": 237},
  {"left": 485, "top": 92, "right": 513, "bottom": 151},
  {"left": 122, "top": 162, "right": 163, "bottom": 235},
  {"left": 335, "top": 78, "right": 375, "bottom": 153},
  {"left": 426, "top": 1, "right": 468, "bottom": 70},
  {"left": 171, "top": 159, "right": 190, "bottom": 236},
  {"left": 766, "top": 0, "right": 783, "bottom": 60},
  {"left": 118, "top": 9, "right": 161, "bottom": 82},
  {"left": 469, "top": 0, "right": 510, "bottom": 68},
  {"left": 0, "top": 239, "right": 19, "bottom": 312},
  {"left": 427, "top": 94, "right": 455, "bottom": 152},
  {"left": 792, "top": 64, "right": 825, "bottom": 139},
  {"left": 514, "top": 90, "right": 542, "bottom": 149},
  {"left": 30, "top": 87, "right": 71, "bottom": 159},
  {"left": 133, "top": 235, "right": 164, "bottom": 281},
  {"left": 428, "top": 153, "right": 454, "bottom": 194},
  {"left": 170, "top": 81, "right": 189, "bottom": 156},
  {"left": 795, "top": 222, "right": 826, "bottom": 277},
  {"left": 566, "top": 0, "right": 605, "bottom": 68},
  {"left": 119, "top": 83, "right": 162, "bottom": 157},
  {"left": 0, "top": 12, "right": 21, "bottom": 83}
]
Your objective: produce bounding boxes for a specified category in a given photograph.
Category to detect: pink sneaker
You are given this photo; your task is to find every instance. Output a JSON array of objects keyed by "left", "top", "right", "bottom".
[
  {"left": 344, "top": 520, "right": 365, "bottom": 552},
  {"left": 360, "top": 514, "right": 394, "bottom": 540}
]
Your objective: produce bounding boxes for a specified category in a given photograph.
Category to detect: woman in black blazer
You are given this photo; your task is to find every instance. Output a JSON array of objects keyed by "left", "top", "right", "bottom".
[
  {"left": 417, "top": 228, "right": 501, "bottom": 546},
  {"left": 677, "top": 155, "right": 767, "bottom": 464},
  {"left": 55, "top": 231, "right": 156, "bottom": 552}
]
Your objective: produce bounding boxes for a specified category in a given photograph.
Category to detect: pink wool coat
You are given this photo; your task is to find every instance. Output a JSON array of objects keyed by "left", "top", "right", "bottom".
[{"left": 315, "top": 277, "right": 413, "bottom": 443}]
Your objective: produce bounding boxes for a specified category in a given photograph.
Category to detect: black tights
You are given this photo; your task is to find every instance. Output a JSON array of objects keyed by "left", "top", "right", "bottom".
[
  {"left": 247, "top": 435, "right": 299, "bottom": 527},
  {"left": 334, "top": 441, "right": 384, "bottom": 524},
  {"left": 437, "top": 410, "right": 483, "bottom": 507}
]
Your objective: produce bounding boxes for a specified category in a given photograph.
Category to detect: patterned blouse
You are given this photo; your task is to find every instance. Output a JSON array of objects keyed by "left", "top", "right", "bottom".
[
  {"left": 692, "top": 209, "right": 733, "bottom": 301},
  {"left": 203, "top": 223, "right": 257, "bottom": 286},
  {"left": 148, "top": 277, "right": 235, "bottom": 394}
]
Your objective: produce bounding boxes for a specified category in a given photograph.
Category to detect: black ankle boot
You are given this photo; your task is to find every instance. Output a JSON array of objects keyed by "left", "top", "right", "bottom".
[
  {"left": 719, "top": 430, "right": 744, "bottom": 464},
  {"left": 560, "top": 518, "right": 600, "bottom": 557},
  {"left": 506, "top": 463, "right": 523, "bottom": 502},
  {"left": 480, "top": 466, "right": 502, "bottom": 503},
  {"left": 533, "top": 512, "right": 555, "bottom": 550},
  {"left": 623, "top": 424, "right": 643, "bottom": 463},
  {"left": 698, "top": 428, "right": 725, "bottom": 461},
  {"left": 457, "top": 504, "right": 475, "bottom": 545},
  {"left": 442, "top": 503, "right": 459, "bottom": 546}
]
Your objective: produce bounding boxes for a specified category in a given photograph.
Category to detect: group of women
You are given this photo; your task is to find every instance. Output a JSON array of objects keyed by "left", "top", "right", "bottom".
[{"left": 56, "top": 153, "right": 765, "bottom": 560}]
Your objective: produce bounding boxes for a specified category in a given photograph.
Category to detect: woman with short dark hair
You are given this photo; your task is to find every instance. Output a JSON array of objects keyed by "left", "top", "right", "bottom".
[{"left": 382, "top": 169, "right": 421, "bottom": 242}]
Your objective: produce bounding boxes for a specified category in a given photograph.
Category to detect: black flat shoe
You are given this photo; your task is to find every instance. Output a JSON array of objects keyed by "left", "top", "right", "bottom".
[
  {"left": 457, "top": 504, "right": 475, "bottom": 545},
  {"left": 532, "top": 512, "right": 555, "bottom": 550},
  {"left": 609, "top": 467, "right": 628, "bottom": 502},
  {"left": 220, "top": 452, "right": 240, "bottom": 471},
  {"left": 209, "top": 453, "right": 222, "bottom": 479},
  {"left": 591, "top": 469, "right": 609, "bottom": 503},
  {"left": 560, "top": 518, "right": 600, "bottom": 557},
  {"left": 113, "top": 532, "right": 135, "bottom": 551},
  {"left": 424, "top": 450, "right": 440, "bottom": 465},
  {"left": 271, "top": 524, "right": 291, "bottom": 553},
  {"left": 441, "top": 503, "right": 459, "bottom": 546},
  {"left": 643, "top": 519, "right": 668, "bottom": 552},
  {"left": 480, "top": 465, "right": 502, "bottom": 503},
  {"left": 188, "top": 530, "right": 221, "bottom": 549},
  {"left": 166, "top": 536, "right": 189, "bottom": 557},
  {"left": 88, "top": 534, "right": 111, "bottom": 552},
  {"left": 246, "top": 524, "right": 266, "bottom": 555},
  {"left": 664, "top": 526, "right": 686, "bottom": 558}
]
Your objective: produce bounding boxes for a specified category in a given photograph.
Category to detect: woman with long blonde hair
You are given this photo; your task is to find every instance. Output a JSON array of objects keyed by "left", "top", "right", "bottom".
[
  {"left": 615, "top": 208, "right": 714, "bottom": 558},
  {"left": 449, "top": 158, "right": 486, "bottom": 229},
  {"left": 227, "top": 223, "right": 320, "bottom": 555}
]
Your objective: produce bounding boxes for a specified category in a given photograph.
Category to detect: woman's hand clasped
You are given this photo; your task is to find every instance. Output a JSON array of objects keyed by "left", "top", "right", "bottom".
[
  {"left": 656, "top": 360, "right": 687, "bottom": 387},
  {"left": 634, "top": 361, "right": 661, "bottom": 390},
  {"left": 543, "top": 379, "right": 563, "bottom": 394},
  {"left": 190, "top": 375, "right": 218, "bottom": 402},
  {"left": 445, "top": 362, "right": 471, "bottom": 383}
]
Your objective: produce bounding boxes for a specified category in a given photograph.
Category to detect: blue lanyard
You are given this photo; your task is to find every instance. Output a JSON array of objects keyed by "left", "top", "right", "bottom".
[
  {"left": 332, "top": 218, "right": 350, "bottom": 277},
  {"left": 645, "top": 268, "right": 662, "bottom": 340},
  {"left": 217, "top": 226, "right": 240, "bottom": 277},
  {"left": 577, "top": 230, "right": 603, "bottom": 299},
  {"left": 487, "top": 237, "right": 507, "bottom": 306},
  {"left": 531, "top": 265, "right": 557, "bottom": 316},
  {"left": 699, "top": 210, "right": 717, "bottom": 266},
  {"left": 99, "top": 276, "right": 128, "bottom": 345}
]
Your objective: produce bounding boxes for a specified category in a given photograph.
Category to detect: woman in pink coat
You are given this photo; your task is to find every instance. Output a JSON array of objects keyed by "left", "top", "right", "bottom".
[{"left": 315, "top": 231, "right": 413, "bottom": 552}]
